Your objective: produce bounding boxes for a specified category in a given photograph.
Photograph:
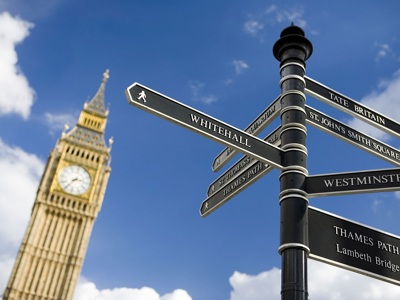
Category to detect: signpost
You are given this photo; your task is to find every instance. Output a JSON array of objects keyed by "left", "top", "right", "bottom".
[
  {"left": 126, "top": 24, "right": 400, "bottom": 300},
  {"left": 125, "top": 83, "right": 283, "bottom": 170},
  {"left": 309, "top": 206, "right": 400, "bottom": 286}
]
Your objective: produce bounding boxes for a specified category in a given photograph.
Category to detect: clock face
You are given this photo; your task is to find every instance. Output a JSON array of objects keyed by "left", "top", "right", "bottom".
[{"left": 58, "top": 165, "right": 91, "bottom": 195}]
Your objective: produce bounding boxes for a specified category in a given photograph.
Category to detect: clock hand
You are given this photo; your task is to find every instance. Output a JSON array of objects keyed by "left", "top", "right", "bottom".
[{"left": 65, "top": 177, "right": 80, "bottom": 189}]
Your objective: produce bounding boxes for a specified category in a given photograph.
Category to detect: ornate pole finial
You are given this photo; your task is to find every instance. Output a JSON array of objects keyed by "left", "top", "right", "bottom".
[
  {"left": 102, "top": 69, "right": 110, "bottom": 83},
  {"left": 273, "top": 24, "right": 312, "bottom": 61}
]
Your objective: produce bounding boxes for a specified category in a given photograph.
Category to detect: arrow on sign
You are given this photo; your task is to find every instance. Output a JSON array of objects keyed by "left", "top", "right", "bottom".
[
  {"left": 126, "top": 83, "right": 284, "bottom": 170},
  {"left": 305, "top": 76, "right": 400, "bottom": 138},
  {"left": 212, "top": 96, "right": 281, "bottom": 172},
  {"left": 305, "top": 106, "right": 400, "bottom": 167},
  {"left": 306, "top": 168, "right": 400, "bottom": 197}
]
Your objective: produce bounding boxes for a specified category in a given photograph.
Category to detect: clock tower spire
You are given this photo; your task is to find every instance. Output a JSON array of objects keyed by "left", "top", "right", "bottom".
[{"left": 3, "top": 70, "right": 113, "bottom": 300}]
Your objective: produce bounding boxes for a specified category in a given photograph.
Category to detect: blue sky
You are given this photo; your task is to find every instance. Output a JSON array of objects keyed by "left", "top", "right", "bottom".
[{"left": 1, "top": 1, "right": 400, "bottom": 299}]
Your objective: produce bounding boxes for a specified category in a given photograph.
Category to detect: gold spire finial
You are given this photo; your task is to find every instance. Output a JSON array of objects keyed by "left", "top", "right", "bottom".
[
  {"left": 102, "top": 69, "right": 110, "bottom": 83},
  {"left": 61, "top": 123, "right": 70, "bottom": 137},
  {"left": 108, "top": 136, "right": 114, "bottom": 154}
]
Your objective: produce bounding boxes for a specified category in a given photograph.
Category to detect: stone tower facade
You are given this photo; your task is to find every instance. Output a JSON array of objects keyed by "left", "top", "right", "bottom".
[{"left": 3, "top": 70, "right": 112, "bottom": 300}]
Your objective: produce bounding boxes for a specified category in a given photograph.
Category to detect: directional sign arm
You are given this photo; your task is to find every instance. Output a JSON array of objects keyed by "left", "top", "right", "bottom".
[
  {"left": 200, "top": 160, "right": 274, "bottom": 217},
  {"left": 207, "top": 126, "right": 281, "bottom": 197},
  {"left": 305, "top": 106, "right": 400, "bottom": 167},
  {"left": 309, "top": 206, "right": 400, "bottom": 286},
  {"left": 306, "top": 168, "right": 400, "bottom": 197},
  {"left": 212, "top": 96, "right": 281, "bottom": 172},
  {"left": 305, "top": 76, "right": 400, "bottom": 138},
  {"left": 126, "top": 83, "right": 284, "bottom": 170},
  {"left": 201, "top": 127, "right": 282, "bottom": 217}
]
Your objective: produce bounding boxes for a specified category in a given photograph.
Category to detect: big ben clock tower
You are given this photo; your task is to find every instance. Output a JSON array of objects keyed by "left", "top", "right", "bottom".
[{"left": 3, "top": 70, "right": 113, "bottom": 300}]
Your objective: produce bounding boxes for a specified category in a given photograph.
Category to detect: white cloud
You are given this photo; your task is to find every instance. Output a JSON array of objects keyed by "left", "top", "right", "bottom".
[
  {"left": 200, "top": 95, "right": 218, "bottom": 105},
  {"left": 309, "top": 261, "right": 400, "bottom": 299},
  {"left": 375, "top": 43, "right": 391, "bottom": 60},
  {"left": 229, "top": 268, "right": 280, "bottom": 300},
  {"left": 0, "top": 255, "right": 16, "bottom": 295},
  {"left": 275, "top": 9, "right": 306, "bottom": 28},
  {"left": 188, "top": 81, "right": 204, "bottom": 97},
  {"left": 229, "top": 261, "right": 400, "bottom": 300},
  {"left": 265, "top": 5, "right": 277, "bottom": 14},
  {"left": 44, "top": 112, "right": 78, "bottom": 134},
  {"left": 347, "top": 70, "right": 400, "bottom": 141},
  {"left": 188, "top": 80, "right": 218, "bottom": 105},
  {"left": 374, "top": 41, "right": 399, "bottom": 62},
  {"left": 372, "top": 198, "right": 383, "bottom": 213},
  {"left": 244, "top": 5, "right": 307, "bottom": 41},
  {"left": 0, "top": 12, "right": 35, "bottom": 119},
  {"left": 243, "top": 20, "right": 264, "bottom": 37},
  {"left": 0, "top": 138, "right": 44, "bottom": 293},
  {"left": 224, "top": 79, "right": 233, "bottom": 86},
  {"left": 73, "top": 278, "right": 192, "bottom": 300},
  {"left": 232, "top": 60, "right": 249, "bottom": 75},
  {"left": 0, "top": 0, "right": 64, "bottom": 20},
  {"left": 266, "top": 5, "right": 306, "bottom": 28},
  {"left": 0, "top": 138, "right": 44, "bottom": 249},
  {"left": 160, "top": 289, "right": 192, "bottom": 300},
  {"left": 0, "top": 12, "right": 41, "bottom": 296}
]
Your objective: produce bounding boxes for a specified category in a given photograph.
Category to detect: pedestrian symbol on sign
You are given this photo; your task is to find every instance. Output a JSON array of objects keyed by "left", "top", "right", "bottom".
[{"left": 137, "top": 91, "right": 147, "bottom": 102}]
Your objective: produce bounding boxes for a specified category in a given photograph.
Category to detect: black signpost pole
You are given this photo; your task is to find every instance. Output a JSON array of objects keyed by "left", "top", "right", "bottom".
[{"left": 273, "top": 25, "right": 313, "bottom": 300}]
